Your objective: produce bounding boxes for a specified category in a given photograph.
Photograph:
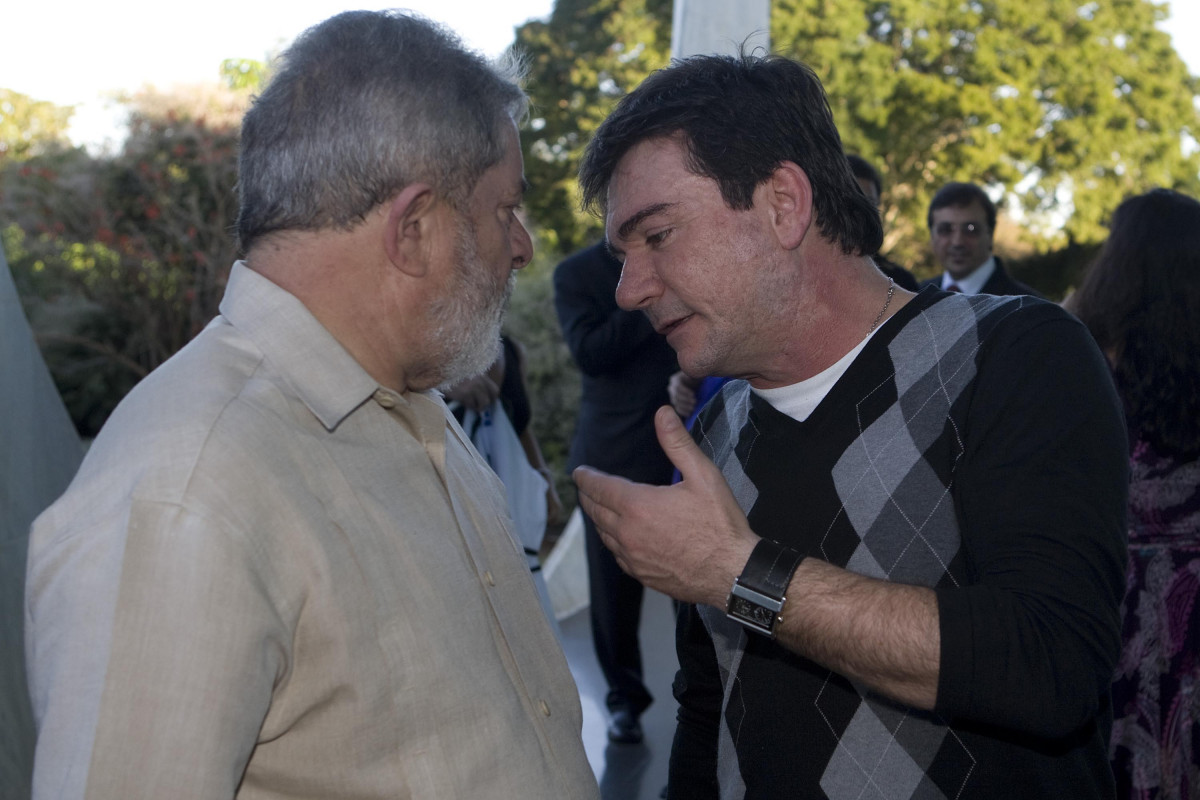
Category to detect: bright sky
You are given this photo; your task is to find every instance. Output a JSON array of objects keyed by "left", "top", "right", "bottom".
[
  {"left": 2, "top": 0, "right": 1198, "bottom": 150},
  {"left": 2, "top": 1, "right": 556, "bottom": 148}
]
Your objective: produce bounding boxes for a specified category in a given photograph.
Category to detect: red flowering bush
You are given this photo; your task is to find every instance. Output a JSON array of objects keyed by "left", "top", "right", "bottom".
[{"left": 2, "top": 100, "right": 242, "bottom": 436}]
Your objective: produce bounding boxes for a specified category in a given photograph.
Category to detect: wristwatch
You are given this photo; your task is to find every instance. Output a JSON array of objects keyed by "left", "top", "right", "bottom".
[{"left": 725, "top": 538, "right": 805, "bottom": 638}]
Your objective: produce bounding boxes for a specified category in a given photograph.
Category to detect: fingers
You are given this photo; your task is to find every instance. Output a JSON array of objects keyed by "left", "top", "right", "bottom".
[
  {"left": 675, "top": 395, "right": 696, "bottom": 418},
  {"left": 572, "top": 466, "right": 617, "bottom": 518},
  {"left": 444, "top": 375, "right": 500, "bottom": 411},
  {"left": 573, "top": 466, "right": 643, "bottom": 543},
  {"left": 467, "top": 376, "right": 500, "bottom": 411},
  {"left": 545, "top": 485, "right": 564, "bottom": 526},
  {"left": 667, "top": 371, "right": 697, "bottom": 417}
]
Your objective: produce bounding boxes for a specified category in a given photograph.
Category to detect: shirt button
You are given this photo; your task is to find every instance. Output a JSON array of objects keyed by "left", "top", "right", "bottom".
[
  {"left": 374, "top": 390, "right": 396, "bottom": 409},
  {"left": 538, "top": 700, "right": 551, "bottom": 717},
  {"left": 483, "top": 571, "right": 495, "bottom": 586}
]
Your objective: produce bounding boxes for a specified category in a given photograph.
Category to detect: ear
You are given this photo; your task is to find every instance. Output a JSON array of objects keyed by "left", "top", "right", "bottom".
[
  {"left": 762, "top": 161, "right": 814, "bottom": 251},
  {"left": 383, "top": 183, "right": 440, "bottom": 277}
]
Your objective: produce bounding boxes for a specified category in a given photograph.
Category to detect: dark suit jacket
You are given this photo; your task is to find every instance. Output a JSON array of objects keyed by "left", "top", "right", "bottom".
[
  {"left": 921, "top": 256, "right": 1043, "bottom": 298},
  {"left": 873, "top": 255, "right": 920, "bottom": 291},
  {"left": 553, "top": 243, "right": 677, "bottom": 483}
]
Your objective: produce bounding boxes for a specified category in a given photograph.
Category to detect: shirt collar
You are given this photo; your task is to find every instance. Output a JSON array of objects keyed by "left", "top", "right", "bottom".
[
  {"left": 218, "top": 260, "right": 381, "bottom": 431},
  {"left": 941, "top": 255, "right": 996, "bottom": 295}
]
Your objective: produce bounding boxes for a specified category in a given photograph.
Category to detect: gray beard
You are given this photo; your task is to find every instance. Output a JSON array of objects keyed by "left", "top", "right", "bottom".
[{"left": 431, "top": 223, "right": 515, "bottom": 390}]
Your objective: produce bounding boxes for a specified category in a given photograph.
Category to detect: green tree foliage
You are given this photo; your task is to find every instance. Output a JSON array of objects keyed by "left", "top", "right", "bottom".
[
  {"left": 515, "top": 0, "right": 672, "bottom": 256},
  {"left": 774, "top": 0, "right": 1200, "bottom": 268},
  {"left": 2, "top": 93, "right": 243, "bottom": 435},
  {"left": 0, "top": 89, "right": 74, "bottom": 161},
  {"left": 220, "top": 58, "right": 271, "bottom": 92}
]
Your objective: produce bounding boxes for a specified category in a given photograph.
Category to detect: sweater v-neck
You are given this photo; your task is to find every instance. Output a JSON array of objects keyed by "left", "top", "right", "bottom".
[{"left": 746, "top": 287, "right": 941, "bottom": 436}]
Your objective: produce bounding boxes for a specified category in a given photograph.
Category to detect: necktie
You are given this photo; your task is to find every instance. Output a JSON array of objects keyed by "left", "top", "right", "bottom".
[{"left": 946, "top": 283, "right": 962, "bottom": 293}]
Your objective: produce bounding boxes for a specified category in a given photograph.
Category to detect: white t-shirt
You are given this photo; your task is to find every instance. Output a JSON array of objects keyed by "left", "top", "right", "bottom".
[{"left": 752, "top": 329, "right": 879, "bottom": 422}]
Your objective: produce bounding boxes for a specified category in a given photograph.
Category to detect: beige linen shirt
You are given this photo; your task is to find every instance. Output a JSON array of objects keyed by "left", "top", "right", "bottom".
[{"left": 25, "top": 262, "right": 599, "bottom": 799}]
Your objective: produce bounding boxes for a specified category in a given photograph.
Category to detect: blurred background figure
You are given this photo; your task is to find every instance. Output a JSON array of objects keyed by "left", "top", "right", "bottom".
[
  {"left": 554, "top": 241, "right": 678, "bottom": 745},
  {"left": 1069, "top": 188, "right": 1200, "bottom": 800},
  {"left": 445, "top": 334, "right": 564, "bottom": 628},
  {"left": 845, "top": 154, "right": 919, "bottom": 291},
  {"left": 922, "top": 182, "right": 1041, "bottom": 297}
]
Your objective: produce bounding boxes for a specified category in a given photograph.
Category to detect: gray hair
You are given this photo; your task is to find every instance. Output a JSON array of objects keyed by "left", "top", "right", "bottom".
[{"left": 236, "top": 10, "right": 527, "bottom": 253}]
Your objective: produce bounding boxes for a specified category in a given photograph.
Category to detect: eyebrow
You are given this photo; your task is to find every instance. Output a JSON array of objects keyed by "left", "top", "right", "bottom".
[{"left": 615, "top": 202, "right": 677, "bottom": 242}]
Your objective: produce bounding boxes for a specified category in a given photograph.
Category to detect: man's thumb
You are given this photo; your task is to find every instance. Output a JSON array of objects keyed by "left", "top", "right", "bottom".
[{"left": 655, "top": 405, "right": 706, "bottom": 479}]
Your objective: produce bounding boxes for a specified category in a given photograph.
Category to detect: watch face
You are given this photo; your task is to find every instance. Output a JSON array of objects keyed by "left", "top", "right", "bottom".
[{"left": 729, "top": 595, "right": 776, "bottom": 629}]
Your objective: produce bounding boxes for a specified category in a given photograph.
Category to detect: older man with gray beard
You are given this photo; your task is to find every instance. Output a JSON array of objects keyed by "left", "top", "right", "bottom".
[{"left": 24, "top": 11, "right": 598, "bottom": 800}]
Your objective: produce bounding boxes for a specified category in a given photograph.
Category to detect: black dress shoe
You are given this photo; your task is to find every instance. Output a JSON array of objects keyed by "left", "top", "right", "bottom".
[{"left": 606, "top": 709, "right": 644, "bottom": 744}]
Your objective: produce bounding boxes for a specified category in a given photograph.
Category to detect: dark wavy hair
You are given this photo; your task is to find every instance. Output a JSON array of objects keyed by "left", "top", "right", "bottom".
[
  {"left": 1071, "top": 188, "right": 1200, "bottom": 458},
  {"left": 578, "top": 53, "right": 883, "bottom": 257}
]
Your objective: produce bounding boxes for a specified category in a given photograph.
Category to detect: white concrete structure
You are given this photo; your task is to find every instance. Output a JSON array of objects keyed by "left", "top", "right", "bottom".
[
  {"left": 671, "top": 0, "right": 770, "bottom": 59},
  {"left": 1, "top": 243, "right": 83, "bottom": 798}
]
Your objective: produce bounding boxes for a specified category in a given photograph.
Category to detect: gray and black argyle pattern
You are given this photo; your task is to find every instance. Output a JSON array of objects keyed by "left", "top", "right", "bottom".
[{"left": 689, "top": 292, "right": 1030, "bottom": 799}]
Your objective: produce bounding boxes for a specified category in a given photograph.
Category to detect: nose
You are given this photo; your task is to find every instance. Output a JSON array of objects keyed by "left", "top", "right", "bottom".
[
  {"left": 614, "top": 249, "right": 661, "bottom": 311},
  {"left": 511, "top": 216, "right": 533, "bottom": 270}
]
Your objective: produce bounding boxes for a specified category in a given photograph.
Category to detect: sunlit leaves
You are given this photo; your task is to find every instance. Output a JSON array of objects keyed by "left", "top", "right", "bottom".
[
  {"left": 0, "top": 89, "right": 73, "bottom": 162},
  {"left": 515, "top": 0, "right": 672, "bottom": 255},
  {"left": 774, "top": 0, "right": 1200, "bottom": 267}
]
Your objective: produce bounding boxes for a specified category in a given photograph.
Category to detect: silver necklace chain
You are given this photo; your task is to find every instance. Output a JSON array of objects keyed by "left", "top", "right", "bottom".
[{"left": 869, "top": 278, "right": 896, "bottom": 334}]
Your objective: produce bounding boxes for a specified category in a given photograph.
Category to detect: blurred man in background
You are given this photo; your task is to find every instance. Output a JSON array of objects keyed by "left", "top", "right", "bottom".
[{"left": 923, "top": 181, "right": 1040, "bottom": 296}]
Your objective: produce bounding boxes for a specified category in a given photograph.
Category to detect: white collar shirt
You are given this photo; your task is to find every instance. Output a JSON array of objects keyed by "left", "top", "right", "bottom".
[{"left": 941, "top": 255, "right": 997, "bottom": 295}]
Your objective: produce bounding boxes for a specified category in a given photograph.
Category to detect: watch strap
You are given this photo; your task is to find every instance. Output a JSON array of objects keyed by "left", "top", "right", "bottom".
[
  {"left": 739, "top": 538, "right": 804, "bottom": 598},
  {"left": 726, "top": 538, "right": 805, "bottom": 638}
]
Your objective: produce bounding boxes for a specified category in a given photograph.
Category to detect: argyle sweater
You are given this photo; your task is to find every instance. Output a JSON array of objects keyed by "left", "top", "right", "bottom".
[{"left": 668, "top": 289, "right": 1129, "bottom": 799}]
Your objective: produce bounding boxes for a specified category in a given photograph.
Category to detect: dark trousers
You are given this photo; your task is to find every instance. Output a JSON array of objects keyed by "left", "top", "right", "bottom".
[{"left": 583, "top": 510, "right": 653, "bottom": 716}]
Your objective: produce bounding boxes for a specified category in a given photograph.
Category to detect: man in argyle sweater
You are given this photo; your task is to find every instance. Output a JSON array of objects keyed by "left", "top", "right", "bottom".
[{"left": 573, "top": 53, "right": 1127, "bottom": 799}]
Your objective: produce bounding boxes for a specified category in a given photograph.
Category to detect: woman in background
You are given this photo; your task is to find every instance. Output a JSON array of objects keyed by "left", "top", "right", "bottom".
[{"left": 1070, "top": 188, "right": 1200, "bottom": 800}]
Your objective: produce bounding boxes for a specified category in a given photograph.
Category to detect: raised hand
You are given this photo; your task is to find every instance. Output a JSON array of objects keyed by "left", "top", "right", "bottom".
[{"left": 573, "top": 406, "right": 758, "bottom": 606}]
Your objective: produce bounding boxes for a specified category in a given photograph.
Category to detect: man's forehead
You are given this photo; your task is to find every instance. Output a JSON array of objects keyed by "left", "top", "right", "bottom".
[
  {"left": 605, "top": 136, "right": 699, "bottom": 231},
  {"left": 608, "top": 137, "right": 688, "bottom": 191}
]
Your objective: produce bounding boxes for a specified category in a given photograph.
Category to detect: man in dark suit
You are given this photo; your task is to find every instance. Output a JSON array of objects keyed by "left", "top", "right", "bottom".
[
  {"left": 921, "top": 182, "right": 1041, "bottom": 296},
  {"left": 846, "top": 154, "right": 920, "bottom": 291},
  {"left": 553, "top": 241, "right": 678, "bottom": 744}
]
